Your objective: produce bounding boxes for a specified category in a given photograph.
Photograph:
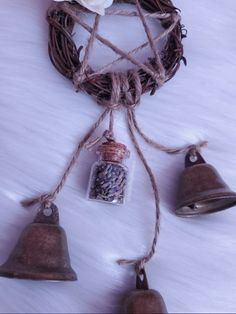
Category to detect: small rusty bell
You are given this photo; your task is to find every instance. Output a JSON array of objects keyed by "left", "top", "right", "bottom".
[
  {"left": 175, "top": 150, "right": 236, "bottom": 217},
  {"left": 123, "top": 269, "right": 168, "bottom": 314},
  {"left": 0, "top": 204, "right": 77, "bottom": 281}
]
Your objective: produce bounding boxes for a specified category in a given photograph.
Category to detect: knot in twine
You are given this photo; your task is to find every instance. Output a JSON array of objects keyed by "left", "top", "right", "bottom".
[
  {"left": 73, "top": 70, "right": 145, "bottom": 110},
  {"left": 21, "top": 193, "right": 56, "bottom": 209},
  {"left": 187, "top": 142, "right": 208, "bottom": 156}
]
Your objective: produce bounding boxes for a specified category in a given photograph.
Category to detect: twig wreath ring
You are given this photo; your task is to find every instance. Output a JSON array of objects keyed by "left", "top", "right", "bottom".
[
  {"left": 47, "top": 0, "right": 185, "bottom": 107},
  {"left": 0, "top": 1, "right": 235, "bottom": 314}
]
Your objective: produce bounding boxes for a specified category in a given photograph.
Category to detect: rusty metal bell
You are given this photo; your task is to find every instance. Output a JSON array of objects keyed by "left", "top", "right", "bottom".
[
  {"left": 0, "top": 204, "right": 77, "bottom": 281},
  {"left": 123, "top": 269, "right": 168, "bottom": 314},
  {"left": 175, "top": 151, "right": 236, "bottom": 217}
]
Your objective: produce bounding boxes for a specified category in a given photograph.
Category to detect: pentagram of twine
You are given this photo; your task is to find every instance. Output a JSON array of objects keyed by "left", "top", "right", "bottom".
[
  {"left": 22, "top": 0, "right": 207, "bottom": 273},
  {"left": 47, "top": 0, "right": 187, "bottom": 106}
]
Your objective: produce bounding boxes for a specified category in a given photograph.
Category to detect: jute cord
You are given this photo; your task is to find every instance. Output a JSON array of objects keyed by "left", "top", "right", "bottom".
[{"left": 22, "top": 0, "right": 207, "bottom": 273}]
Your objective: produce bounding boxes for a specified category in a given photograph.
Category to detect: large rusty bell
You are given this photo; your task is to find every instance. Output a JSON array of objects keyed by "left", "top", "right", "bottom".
[
  {"left": 0, "top": 204, "right": 77, "bottom": 281},
  {"left": 123, "top": 269, "right": 168, "bottom": 314},
  {"left": 175, "top": 150, "right": 236, "bottom": 217}
]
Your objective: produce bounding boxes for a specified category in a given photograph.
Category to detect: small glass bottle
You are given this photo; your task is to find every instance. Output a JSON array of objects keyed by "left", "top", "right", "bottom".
[{"left": 88, "top": 141, "right": 129, "bottom": 205}]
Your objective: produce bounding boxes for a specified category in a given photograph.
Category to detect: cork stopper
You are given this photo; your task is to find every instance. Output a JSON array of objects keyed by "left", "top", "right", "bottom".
[{"left": 97, "top": 141, "right": 129, "bottom": 163}]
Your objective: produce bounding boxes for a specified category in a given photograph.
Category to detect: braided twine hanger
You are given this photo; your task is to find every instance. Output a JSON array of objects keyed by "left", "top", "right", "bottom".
[{"left": 22, "top": 0, "right": 207, "bottom": 274}]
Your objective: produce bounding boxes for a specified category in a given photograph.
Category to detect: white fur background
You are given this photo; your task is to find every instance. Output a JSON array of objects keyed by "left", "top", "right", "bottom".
[{"left": 0, "top": 0, "right": 236, "bottom": 313}]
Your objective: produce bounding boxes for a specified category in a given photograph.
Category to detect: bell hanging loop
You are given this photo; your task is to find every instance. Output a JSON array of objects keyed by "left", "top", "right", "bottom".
[
  {"left": 136, "top": 268, "right": 149, "bottom": 291},
  {"left": 175, "top": 150, "right": 236, "bottom": 217},
  {"left": 0, "top": 204, "right": 77, "bottom": 281}
]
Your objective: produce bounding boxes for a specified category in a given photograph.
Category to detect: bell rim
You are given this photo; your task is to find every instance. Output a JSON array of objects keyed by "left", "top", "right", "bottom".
[
  {"left": 0, "top": 267, "right": 77, "bottom": 281},
  {"left": 175, "top": 191, "right": 236, "bottom": 217}
]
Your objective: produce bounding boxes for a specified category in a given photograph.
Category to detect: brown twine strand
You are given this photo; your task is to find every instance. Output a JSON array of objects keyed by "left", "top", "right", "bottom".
[
  {"left": 131, "top": 109, "right": 208, "bottom": 154},
  {"left": 105, "top": 9, "right": 171, "bottom": 19},
  {"left": 79, "top": 14, "right": 180, "bottom": 84},
  {"left": 84, "top": 110, "right": 115, "bottom": 150},
  {"left": 69, "top": 9, "right": 166, "bottom": 90},
  {"left": 73, "top": 13, "right": 100, "bottom": 88},
  {"left": 22, "top": 108, "right": 110, "bottom": 208},
  {"left": 135, "top": 0, "right": 166, "bottom": 84},
  {"left": 22, "top": 0, "right": 207, "bottom": 273},
  {"left": 118, "top": 108, "right": 207, "bottom": 272},
  {"left": 118, "top": 108, "right": 161, "bottom": 272}
]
